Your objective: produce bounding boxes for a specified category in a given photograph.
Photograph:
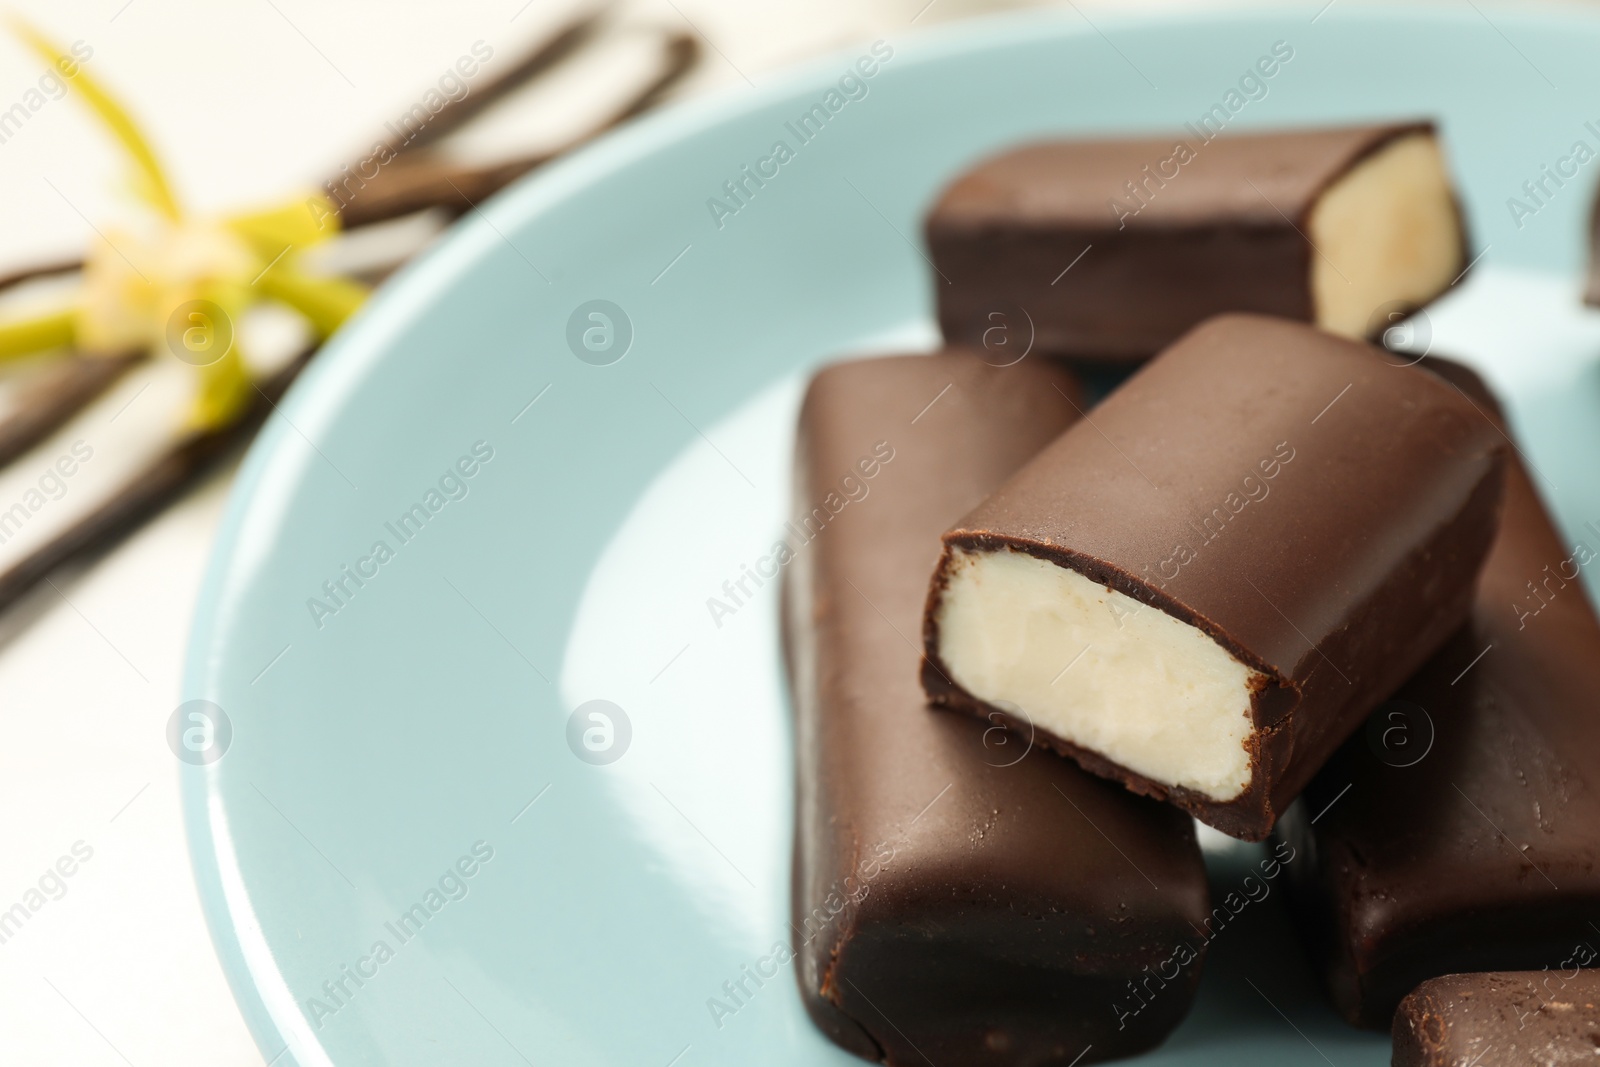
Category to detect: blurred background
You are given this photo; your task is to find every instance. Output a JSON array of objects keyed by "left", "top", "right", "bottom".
[{"left": 0, "top": 0, "right": 1586, "bottom": 1063}]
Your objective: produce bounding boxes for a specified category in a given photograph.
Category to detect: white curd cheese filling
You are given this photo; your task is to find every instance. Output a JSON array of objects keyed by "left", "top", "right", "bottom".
[
  {"left": 935, "top": 547, "right": 1262, "bottom": 802},
  {"left": 1309, "top": 132, "right": 1464, "bottom": 340}
]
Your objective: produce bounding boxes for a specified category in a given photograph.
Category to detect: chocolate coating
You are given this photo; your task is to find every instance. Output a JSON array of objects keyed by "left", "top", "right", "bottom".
[
  {"left": 1587, "top": 190, "right": 1600, "bottom": 307},
  {"left": 1282, "top": 357, "right": 1600, "bottom": 1029},
  {"left": 786, "top": 352, "right": 1210, "bottom": 1066},
  {"left": 1393, "top": 969, "right": 1600, "bottom": 1066},
  {"left": 926, "top": 122, "right": 1462, "bottom": 361},
  {"left": 922, "top": 315, "right": 1506, "bottom": 841}
]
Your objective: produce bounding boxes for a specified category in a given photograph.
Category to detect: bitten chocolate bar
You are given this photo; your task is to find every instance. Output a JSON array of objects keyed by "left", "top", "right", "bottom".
[
  {"left": 1281, "top": 357, "right": 1600, "bottom": 1029},
  {"left": 1393, "top": 969, "right": 1600, "bottom": 1066},
  {"left": 926, "top": 122, "right": 1467, "bottom": 361},
  {"left": 787, "top": 352, "right": 1210, "bottom": 1066},
  {"left": 921, "top": 315, "right": 1505, "bottom": 841}
]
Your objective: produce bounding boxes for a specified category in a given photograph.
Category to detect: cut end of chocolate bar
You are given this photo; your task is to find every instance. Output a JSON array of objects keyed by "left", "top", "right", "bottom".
[
  {"left": 933, "top": 545, "right": 1266, "bottom": 803},
  {"left": 1309, "top": 131, "right": 1464, "bottom": 338},
  {"left": 927, "top": 122, "right": 1467, "bottom": 360},
  {"left": 921, "top": 315, "right": 1504, "bottom": 842}
]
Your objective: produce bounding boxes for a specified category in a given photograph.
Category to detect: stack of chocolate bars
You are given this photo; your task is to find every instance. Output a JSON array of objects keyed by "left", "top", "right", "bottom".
[{"left": 783, "top": 122, "right": 1600, "bottom": 1065}]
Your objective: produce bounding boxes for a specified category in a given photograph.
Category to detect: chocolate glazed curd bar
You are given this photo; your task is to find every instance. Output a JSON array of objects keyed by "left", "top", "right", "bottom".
[
  {"left": 1393, "top": 969, "right": 1600, "bottom": 1066},
  {"left": 786, "top": 352, "right": 1210, "bottom": 1066},
  {"left": 921, "top": 315, "right": 1506, "bottom": 841},
  {"left": 1280, "top": 358, "right": 1600, "bottom": 1029},
  {"left": 926, "top": 122, "right": 1467, "bottom": 361}
]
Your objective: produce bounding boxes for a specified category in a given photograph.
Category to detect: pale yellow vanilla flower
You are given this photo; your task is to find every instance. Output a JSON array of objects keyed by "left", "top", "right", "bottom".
[{"left": 76, "top": 218, "right": 256, "bottom": 357}]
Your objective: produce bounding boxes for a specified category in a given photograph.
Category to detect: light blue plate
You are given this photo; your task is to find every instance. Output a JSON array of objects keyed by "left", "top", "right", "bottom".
[{"left": 184, "top": 6, "right": 1600, "bottom": 1065}]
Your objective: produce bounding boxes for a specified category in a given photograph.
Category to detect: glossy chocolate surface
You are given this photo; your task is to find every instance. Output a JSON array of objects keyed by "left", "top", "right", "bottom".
[
  {"left": 926, "top": 122, "right": 1456, "bottom": 360},
  {"left": 1284, "top": 356, "right": 1600, "bottom": 1029},
  {"left": 787, "top": 352, "right": 1210, "bottom": 1065},
  {"left": 1393, "top": 968, "right": 1600, "bottom": 1065},
  {"left": 923, "top": 315, "right": 1506, "bottom": 840}
]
